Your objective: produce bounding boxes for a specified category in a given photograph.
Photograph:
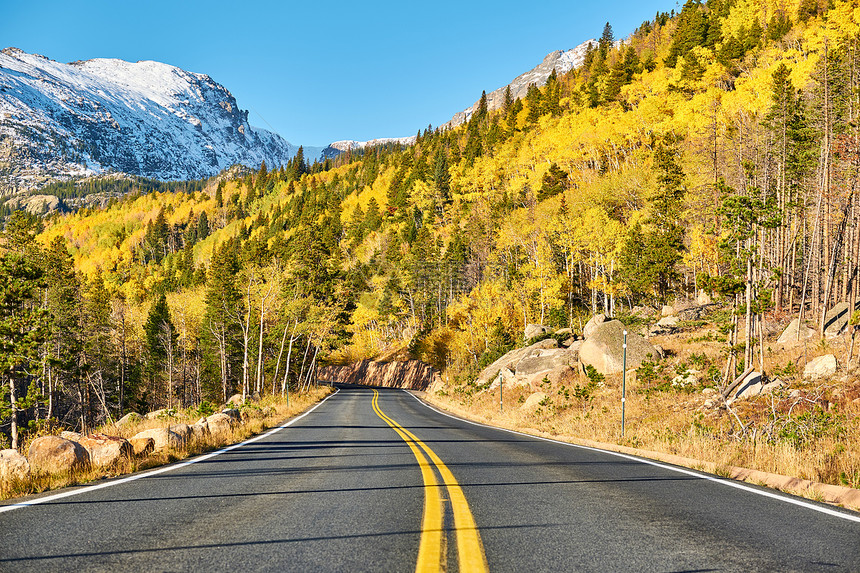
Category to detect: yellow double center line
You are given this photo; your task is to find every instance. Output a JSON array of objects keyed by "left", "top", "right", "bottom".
[{"left": 371, "top": 389, "right": 488, "bottom": 573}]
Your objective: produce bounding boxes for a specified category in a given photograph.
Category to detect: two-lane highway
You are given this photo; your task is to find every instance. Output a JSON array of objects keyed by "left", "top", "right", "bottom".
[{"left": 1, "top": 386, "right": 859, "bottom": 571}]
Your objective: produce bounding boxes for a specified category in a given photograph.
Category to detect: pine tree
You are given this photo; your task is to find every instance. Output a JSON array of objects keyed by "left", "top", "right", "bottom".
[
  {"left": 257, "top": 160, "right": 269, "bottom": 192},
  {"left": 0, "top": 252, "right": 48, "bottom": 449},
  {"left": 197, "top": 211, "right": 210, "bottom": 241},
  {"left": 619, "top": 139, "right": 687, "bottom": 302},
  {"left": 43, "top": 236, "right": 83, "bottom": 425},
  {"left": 525, "top": 84, "right": 543, "bottom": 124},
  {"left": 475, "top": 90, "right": 489, "bottom": 123},
  {"left": 203, "top": 241, "right": 241, "bottom": 402},
  {"left": 3, "top": 210, "right": 43, "bottom": 256},
  {"left": 365, "top": 197, "right": 382, "bottom": 233},
  {"left": 433, "top": 149, "right": 452, "bottom": 207},
  {"left": 544, "top": 69, "right": 561, "bottom": 115},
  {"left": 664, "top": 0, "right": 709, "bottom": 68},
  {"left": 144, "top": 292, "right": 176, "bottom": 408},
  {"left": 598, "top": 22, "right": 614, "bottom": 62},
  {"left": 502, "top": 85, "right": 514, "bottom": 115}
]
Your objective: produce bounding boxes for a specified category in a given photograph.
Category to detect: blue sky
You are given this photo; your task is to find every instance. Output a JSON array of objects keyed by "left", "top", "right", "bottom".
[{"left": 2, "top": 0, "right": 674, "bottom": 147}]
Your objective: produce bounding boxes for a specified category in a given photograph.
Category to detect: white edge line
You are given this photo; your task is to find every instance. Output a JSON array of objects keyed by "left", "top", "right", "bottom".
[
  {"left": 404, "top": 390, "right": 860, "bottom": 524},
  {"left": 0, "top": 389, "right": 340, "bottom": 515}
]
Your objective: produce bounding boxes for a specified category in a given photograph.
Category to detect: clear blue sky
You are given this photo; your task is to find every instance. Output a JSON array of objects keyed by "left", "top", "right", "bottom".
[{"left": 2, "top": 0, "right": 674, "bottom": 147}]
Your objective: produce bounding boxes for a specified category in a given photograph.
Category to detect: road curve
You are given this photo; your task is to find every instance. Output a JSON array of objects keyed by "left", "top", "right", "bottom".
[{"left": 1, "top": 386, "right": 858, "bottom": 572}]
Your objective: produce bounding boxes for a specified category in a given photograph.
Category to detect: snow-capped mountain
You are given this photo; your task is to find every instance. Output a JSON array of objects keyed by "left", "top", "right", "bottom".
[
  {"left": 0, "top": 47, "right": 299, "bottom": 192},
  {"left": 445, "top": 40, "right": 597, "bottom": 128},
  {"left": 321, "top": 136, "right": 417, "bottom": 159}
]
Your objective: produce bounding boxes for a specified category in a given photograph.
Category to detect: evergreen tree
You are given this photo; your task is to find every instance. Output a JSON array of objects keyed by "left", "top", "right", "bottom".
[
  {"left": 664, "top": 0, "right": 709, "bottom": 68},
  {"left": 525, "top": 84, "right": 543, "bottom": 124},
  {"left": 433, "top": 149, "right": 452, "bottom": 207},
  {"left": 3, "top": 210, "right": 43, "bottom": 256},
  {"left": 202, "top": 241, "right": 241, "bottom": 402},
  {"left": 502, "top": 85, "right": 514, "bottom": 115},
  {"left": 537, "top": 163, "right": 569, "bottom": 200},
  {"left": 43, "top": 236, "right": 83, "bottom": 425},
  {"left": 364, "top": 197, "right": 382, "bottom": 233},
  {"left": 144, "top": 292, "right": 176, "bottom": 407},
  {"left": 619, "top": 138, "right": 687, "bottom": 302},
  {"left": 0, "top": 252, "right": 48, "bottom": 449},
  {"left": 680, "top": 51, "right": 705, "bottom": 85},
  {"left": 544, "top": 69, "right": 561, "bottom": 115},
  {"left": 475, "top": 90, "right": 489, "bottom": 123},
  {"left": 197, "top": 210, "right": 210, "bottom": 241},
  {"left": 598, "top": 22, "right": 614, "bottom": 62},
  {"left": 257, "top": 160, "right": 269, "bottom": 192}
]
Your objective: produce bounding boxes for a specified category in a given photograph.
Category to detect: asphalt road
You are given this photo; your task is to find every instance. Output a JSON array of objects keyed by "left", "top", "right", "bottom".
[{"left": 1, "top": 386, "right": 859, "bottom": 572}]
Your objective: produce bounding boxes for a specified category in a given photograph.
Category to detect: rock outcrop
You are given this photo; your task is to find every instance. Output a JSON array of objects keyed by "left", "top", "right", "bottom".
[
  {"left": 579, "top": 320, "right": 660, "bottom": 375},
  {"left": 583, "top": 314, "right": 606, "bottom": 339},
  {"left": 823, "top": 302, "right": 859, "bottom": 338},
  {"left": 777, "top": 319, "right": 816, "bottom": 345},
  {"left": 804, "top": 355, "right": 837, "bottom": 380},
  {"left": 524, "top": 324, "right": 551, "bottom": 340},
  {"left": 318, "top": 360, "right": 440, "bottom": 391},
  {"left": 170, "top": 424, "right": 193, "bottom": 443},
  {"left": 145, "top": 409, "right": 171, "bottom": 420},
  {"left": 474, "top": 339, "right": 559, "bottom": 387},
  {"left": 28, "top": 436, "right": 90, "bottom": 473}
]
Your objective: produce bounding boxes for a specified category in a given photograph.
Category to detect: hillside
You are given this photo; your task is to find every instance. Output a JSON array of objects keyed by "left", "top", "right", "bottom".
[{"left": 2, "top": 0, "right": 860, "bottom": 488}]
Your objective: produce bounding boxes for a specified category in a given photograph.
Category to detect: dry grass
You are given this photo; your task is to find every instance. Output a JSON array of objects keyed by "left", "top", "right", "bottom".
[
  {"left": 427, "top": 320, "right": 860, "bottom": 496},
  {"left": 0, "top": 386, "right": 333, "bottom": 501}
]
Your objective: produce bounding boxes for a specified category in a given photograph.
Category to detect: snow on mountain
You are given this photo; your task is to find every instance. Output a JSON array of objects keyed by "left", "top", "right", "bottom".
[
  {"left": 321, "top": 136, "right": 417, "bottom": 160},
  {"left": 445, "top": 40, "right": 597, "bottom": 128},
  {"left": 0, "top": 47, "right": 299, "bottom": 192}
]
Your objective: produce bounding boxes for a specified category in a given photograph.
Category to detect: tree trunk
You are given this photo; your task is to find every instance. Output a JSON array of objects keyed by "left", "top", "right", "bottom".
[{"left": 9, "top": 378, "right": 18, "bottom": 450}]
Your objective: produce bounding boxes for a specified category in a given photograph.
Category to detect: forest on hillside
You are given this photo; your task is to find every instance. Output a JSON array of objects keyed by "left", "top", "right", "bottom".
[{"left": 2, "top": 0, "right": 859, "bottom": 449}]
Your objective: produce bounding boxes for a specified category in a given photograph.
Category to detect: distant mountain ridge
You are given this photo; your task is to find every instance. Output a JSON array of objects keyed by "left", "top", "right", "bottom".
[
  {"left": 0, "top": 47, "right": 300, "bottom": 192},
  {"left": 445, "top": 40, "right": 597, "bottom": 128},
  {"left": 321, "top": 136, "right": 418, "bottom": 159}
]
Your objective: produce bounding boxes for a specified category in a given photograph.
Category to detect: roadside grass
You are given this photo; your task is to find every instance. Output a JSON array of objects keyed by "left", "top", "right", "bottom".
[
  {"left": 424, "top": 322, "right": 860, "bottom": 499},
  {"left": 0, "top": 386, "right": 333, "bottom": 501}
]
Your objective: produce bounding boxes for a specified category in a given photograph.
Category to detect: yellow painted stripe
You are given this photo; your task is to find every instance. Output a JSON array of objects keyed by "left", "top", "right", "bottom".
[
  {"left": 390, "top": 418, "right": 489, "bottom": 573},
  {"left": 372, "top": 389, "right": 489, "bottom": 573},
  {"left": 372, "top": 390, "right": 444, "bottom": 573}
]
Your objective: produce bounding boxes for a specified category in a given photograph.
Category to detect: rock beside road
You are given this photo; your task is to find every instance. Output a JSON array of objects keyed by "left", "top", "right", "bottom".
[
  {"left": 28, "top": 436, "right": 90, "bottom": 473},
  {"left": 206, "top": 412, "right": 237, "bottom": 436},
  {"left": 580, "top": 320, "right": 660, "bottom": 375},
  {"left": 77, "top": 433, "right": 133, "bottom": 467},
  {"left": 0, "top": 449, "right": 30, "bottom": 483},
  {"left": 130, "top": 428, "right": 184, "bottom": 451},
  {"left": 115, "top": 412, "right": 143, "bottom": 428},
  {"left": 128, "top": 437, "right": 155, "bottom": 457},
  {"left": 521, "top": 392, "right": 549, "bottom": 411}
]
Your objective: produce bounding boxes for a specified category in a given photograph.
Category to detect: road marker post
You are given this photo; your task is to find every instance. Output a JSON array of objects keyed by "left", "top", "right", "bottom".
[
  {"left": 622, "top": 330, "right": 627, "bottom": 438},
  {"left": 499, "top": 372, "right": 503, "bottom": 412}
]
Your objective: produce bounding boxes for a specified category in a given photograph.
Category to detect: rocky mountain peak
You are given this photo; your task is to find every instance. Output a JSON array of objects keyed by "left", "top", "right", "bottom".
[
  {"left": 444, "top": 39, "right": 597, "bottom": 128},
  {"left": 0, "top": 48, "right": 299, "bottom": 193}
]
